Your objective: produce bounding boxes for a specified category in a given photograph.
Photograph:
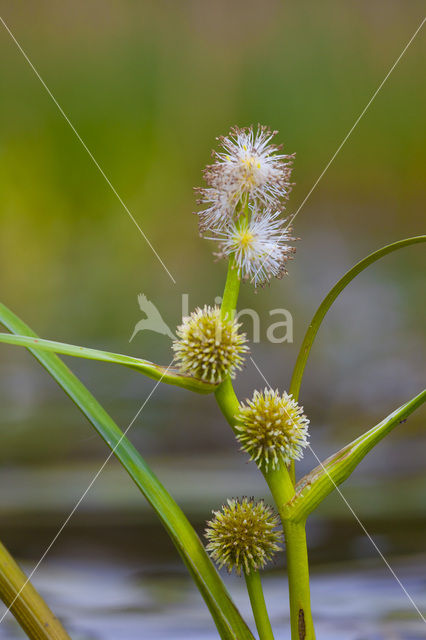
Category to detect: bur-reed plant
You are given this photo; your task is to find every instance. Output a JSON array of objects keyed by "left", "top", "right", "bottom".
[{"left": 0, "top": 125, "right": 425, "bottom": 640}]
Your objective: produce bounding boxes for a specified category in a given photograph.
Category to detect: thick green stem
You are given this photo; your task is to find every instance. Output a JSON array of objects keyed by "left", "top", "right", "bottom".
[
  {"left": 216, "top": 258, "right": 276, "bottom": 637},
  {"left": 215, "top": 257, "right": 242, "bottom": 435},
  {"left": 214, "top": 377, "right": 240, "bottom": 436},
  {"left": 264, "top": 465, "right": 295, "bottom": 507},
  {"left": 216, "top": 257, "right": 312, "bottom": 639},
  {"left": 266, "top": 468, "right": 315, "bottom": 640},
  {"left": 0, "top": 540, "right": 71, "bottom": 640},
  {"left": 244, "top": 570, "right": 275, "bottom": 640},
  {"left": 281, "top": 521, "right": 315, "bottom": 640},
  {"left": 220, "top": 255, "right": 240, "bottom": 319}
]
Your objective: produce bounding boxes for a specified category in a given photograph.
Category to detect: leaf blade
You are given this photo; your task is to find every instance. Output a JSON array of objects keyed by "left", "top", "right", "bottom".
[
  {"left": 284, "top": 389, "right": 426, "bottom": 522},
  {"left": 0, "top": 331, "right": 216, "bottom": 394},
  {"left": 0, "top": 303, "right": 253, "bottom": 640},
  {"left": 290, "top": 235, "right": 426, "bottom": 401},
  {"left": 287, "top": 235, "right": 426, "bottom": 484},
  {"left": 0, "top": 539, "right": 71, "bottom": 640}
]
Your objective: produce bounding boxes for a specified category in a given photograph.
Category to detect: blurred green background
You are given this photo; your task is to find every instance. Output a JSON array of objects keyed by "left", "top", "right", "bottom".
[{"left": 0, "top": 2, "right": 425, "bottom": 637}]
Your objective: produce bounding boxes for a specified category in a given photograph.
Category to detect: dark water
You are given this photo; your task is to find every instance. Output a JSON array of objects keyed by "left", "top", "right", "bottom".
[
  {"left": 1, "top": 553, "right": 425, "bottom": 639},
  {"left": 1, "top": 438, "right": 426, "bottom": 639},
  {"left": 1, "top": 343, "right": 425, "bottom": 639}
]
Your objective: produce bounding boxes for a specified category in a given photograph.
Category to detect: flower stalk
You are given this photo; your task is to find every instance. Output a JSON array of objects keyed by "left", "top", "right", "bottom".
[
  {"left": 216, "top": 255, "right": 315, "bottom": 640},
  {"left": 244, "top": 570, "right": 276, "bottom": 640},
  {"left": 215, "top": 368, "right": 313, "bottom": 640},
  {"left": 205, "top": 497, "right": 281, "bottom": 639},
  {"left": 220, "top": 254, "right": 241, "bottom": 320}
]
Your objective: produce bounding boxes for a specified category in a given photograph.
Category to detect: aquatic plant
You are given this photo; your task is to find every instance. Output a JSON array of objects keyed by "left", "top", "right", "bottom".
[{"left": 0, "top": 125, "right": 425, "bottom": 640}]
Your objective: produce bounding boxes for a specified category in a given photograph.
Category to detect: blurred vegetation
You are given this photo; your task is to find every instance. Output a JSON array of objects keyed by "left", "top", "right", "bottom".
[
  {"left": 0, "top": 1, "right": 424, "bottom": 337},
  {"left": 0, "top": 1, "right": 425, "bottom": 471}
]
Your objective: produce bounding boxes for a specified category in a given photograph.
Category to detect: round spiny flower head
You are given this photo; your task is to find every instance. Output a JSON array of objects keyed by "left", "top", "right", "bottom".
[
  {"left": 236, "top": 388, "right": 309, "bottom": 470},
  {"left": 212, "top": 206, "right": 296, "bottom": 287},
  {"left": 205, "top": 497, "right": 283, "bottom": 576},
  {"left": 172, "top": 305, "right": 248, "bottom": 384},
  {"left": 204, "top": 125, "right": 294, "bottom": 210}
]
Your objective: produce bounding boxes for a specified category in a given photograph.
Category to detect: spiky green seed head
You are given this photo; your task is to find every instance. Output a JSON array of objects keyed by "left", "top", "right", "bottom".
[
  {"left": 205, "top": 497, "right": 283, "bottom": 576},
  {"left": 172, "top": 305, "right": 248, "bottom": 384},
  {"left": 236, "top": 388, "right": 309, "bottom": 470}
]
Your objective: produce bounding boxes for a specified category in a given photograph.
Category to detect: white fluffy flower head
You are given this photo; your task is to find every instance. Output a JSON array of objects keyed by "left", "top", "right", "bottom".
[
  {"left": 213, "top": 207, "right": 296, "bottom": 287},
  {"left": 195, "top": 187, "right": 239, "bottom": 232},
  {"left": 194, "top": 124, "right": 298, "bottom": 287},
  {"left": 204, "top": 125, "right": 293, "bottom": 209}
]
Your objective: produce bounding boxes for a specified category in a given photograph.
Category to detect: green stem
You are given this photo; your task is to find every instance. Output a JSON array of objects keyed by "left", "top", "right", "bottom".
[
  {"left": 266, "top": 466, "right": 315, "bottom": 640},
  {"left": 215, "top": 255, "right": 242, "bottom": 435},
  {"left": 281, "top": 520, "right": 315, "bottom": 640},
  {"left": 0, "top": 540, "right": 71, "bottom": 640},
  {"left": 214, "top": 376, "right": 240, "bottom": 436},
  {"left": 220, "top": 254, "right": 240, "bottom": 319},
  {"left": 214, "top": 376, "right": 295, "bottom": 507},
  {"left": 216, "top": 257, "right": 310, "bottom": 638},
  {"left": 264, "top": 465, "right": 295, "bottom": 508},
  {"left": 244, "top": 570, "right": 275, "bottom": 640}
]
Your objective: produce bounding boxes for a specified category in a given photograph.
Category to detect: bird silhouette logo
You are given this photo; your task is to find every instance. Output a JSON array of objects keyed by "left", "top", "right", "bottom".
[{"left": 129, "top": 294, "right": 176, "bottom": 342}]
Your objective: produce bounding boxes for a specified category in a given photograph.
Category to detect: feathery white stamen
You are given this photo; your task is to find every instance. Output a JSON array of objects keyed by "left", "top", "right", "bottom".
[
  {"left": 212, "top": 207, "right": 295, "bottom": 287},
  {"left": 204, "top": 125, "right": 293, "bottom": 210},
  {"left": 195, "top": 187, "right": 239, "bottom": 232}
]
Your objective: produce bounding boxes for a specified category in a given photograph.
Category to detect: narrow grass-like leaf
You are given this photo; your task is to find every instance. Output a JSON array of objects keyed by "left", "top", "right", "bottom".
[
  {"left": 0, "top": 332, "right": 216, "bottom": 394},
  {"left": 290, "top": 236, "right": 426, "bottom": 401},
  {"left": 283, "top": 389, "right": 426, "bottom": 522},
  {"left": 0, "top": 540, "right": 71, "bottom": 640},
  {"left": 287, "top": 235, "right": 426, "bottom": 484},
  {"left": 0, "top": 303, "right": 254, "bottom": 640}
]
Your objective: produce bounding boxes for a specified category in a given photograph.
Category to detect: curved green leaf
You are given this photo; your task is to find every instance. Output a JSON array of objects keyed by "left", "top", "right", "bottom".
[
  {"left": 0, "top": 332, "right": 216, "bottom": 395},
  {"left": 0, "top": 539, "right": 71, "bottom": 639},
  {"left": 0, "top": 303, "right": 254, "bottom": 640},
  {"left": 289, "top": 235, "right": 426, "bottom": 401},
  {"left": 287, "top": 235, "right": 426, "bottom": 485},
  {"left": 283, "top": 389, "right": 426, "bottom": 522}
]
